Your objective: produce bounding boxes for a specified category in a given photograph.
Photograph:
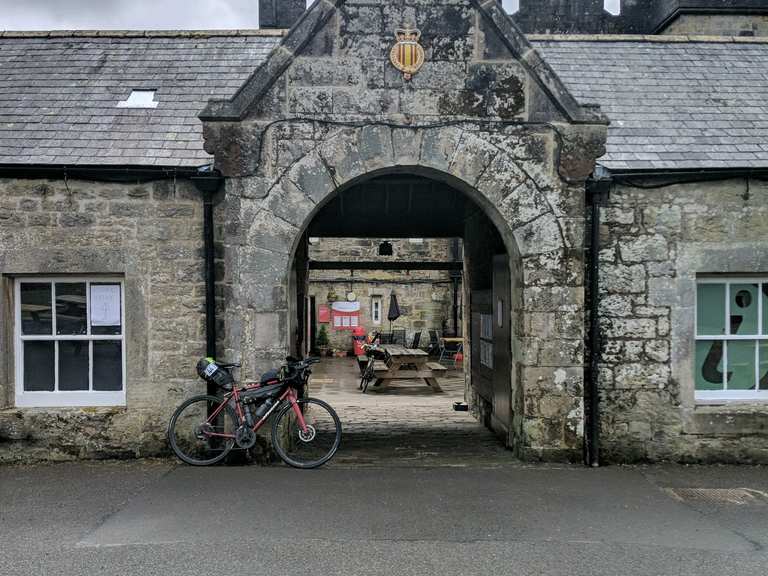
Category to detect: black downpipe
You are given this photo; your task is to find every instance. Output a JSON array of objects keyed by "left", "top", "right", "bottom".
[
  {"left": 450, "top": 238, "right": 461, "bottom": 336},
  {"left": 586, "top": 177, "right": 610, "bottom": 468},
  {"left": 203, "top": 190, "right": 217, "bottom": 359},
  {"left": 192, "top": 171, "right": 224, "bottom": 397}
]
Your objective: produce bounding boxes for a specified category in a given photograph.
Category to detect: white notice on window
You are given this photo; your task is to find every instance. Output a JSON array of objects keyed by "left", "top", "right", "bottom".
[{"left": 91, "top": 285, "right": 121, "bottom": 326}]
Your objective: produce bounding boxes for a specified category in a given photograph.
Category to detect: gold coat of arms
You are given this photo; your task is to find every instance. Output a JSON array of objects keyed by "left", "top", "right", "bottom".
[{"left": 389, "top": 28, "right": 425, "bottom": 80}]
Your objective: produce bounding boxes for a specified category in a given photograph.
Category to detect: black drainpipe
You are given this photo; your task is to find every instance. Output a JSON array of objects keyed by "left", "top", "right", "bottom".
[
  {"left": 192, "top": 169, "right": 224, "bottom": 395},
  {"left": 450, "top": 238, "right": 461, "bottom": 336},
  {"left": 585, "top": 170, "right": 611, "bottom": 468}
]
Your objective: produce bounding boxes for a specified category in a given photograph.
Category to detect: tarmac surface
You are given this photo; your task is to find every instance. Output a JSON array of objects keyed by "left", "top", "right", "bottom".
[
  {"left": 1, "top": 460, "right": 767, "bottom": 575},
  {"left": 1, "top": 358, "right": 767, "bottom": 575}
]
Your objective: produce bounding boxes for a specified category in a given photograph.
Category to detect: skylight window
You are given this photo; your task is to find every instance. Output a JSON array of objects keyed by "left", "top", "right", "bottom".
[
  {"left": 604, "top": 0, "right": 621, "bottom": 16},
  {"left": 117, "top": 90, "right": 158, "bottom": 109},
  {"left": 503, "top": 0, "right": 520, "bottom": 14}
]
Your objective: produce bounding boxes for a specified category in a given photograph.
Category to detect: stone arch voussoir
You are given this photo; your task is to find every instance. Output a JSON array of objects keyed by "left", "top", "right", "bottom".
[{"left": 274, "top": 126, "right": 567, "bottom": 262}]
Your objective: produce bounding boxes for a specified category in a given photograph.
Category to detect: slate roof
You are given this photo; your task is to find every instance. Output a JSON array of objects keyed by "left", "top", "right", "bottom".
[
  {"left": 0, "top": 31, "right": 766, "bottom": 172},
  {"left": 533, "top": 37, "right": 768, "bottom": 171},
  {"left": 0, "top": 31, "right": 281, "bottom": 168}
]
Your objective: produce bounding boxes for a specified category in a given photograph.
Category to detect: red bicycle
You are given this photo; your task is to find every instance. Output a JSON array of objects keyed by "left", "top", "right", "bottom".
[{"left": 167, "top": 357, "right": 342, "bottom": 468}]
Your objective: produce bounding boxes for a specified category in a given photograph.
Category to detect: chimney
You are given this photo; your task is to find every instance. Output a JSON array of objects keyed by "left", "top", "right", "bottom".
[{"left": 259, "top": 0, "right": 307, "bottom": 29}]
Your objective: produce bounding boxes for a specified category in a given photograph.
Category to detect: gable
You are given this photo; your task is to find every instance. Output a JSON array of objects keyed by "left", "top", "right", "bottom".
[{"left": 200, "top": 0, "right": 605, "bottom": 126}]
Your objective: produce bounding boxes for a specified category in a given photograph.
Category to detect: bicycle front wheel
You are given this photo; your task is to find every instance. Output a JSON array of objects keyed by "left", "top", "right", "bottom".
[
  {"left": 167, "top": 395, "right": 237, "bottom": 466},
  {"left": 271, "top": 397, "right": 342, "bottom": 469}
]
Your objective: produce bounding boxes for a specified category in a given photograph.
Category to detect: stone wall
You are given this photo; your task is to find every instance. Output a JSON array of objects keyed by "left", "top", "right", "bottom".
[
  {"left": 0, "top": 177, "right": 207, "bottom": 461},
  {"left": 598, "top": 176, "right": 768, "bottom": 463},
  {"left": 663, "top": 14, "right": 768, "bottom": 36}
]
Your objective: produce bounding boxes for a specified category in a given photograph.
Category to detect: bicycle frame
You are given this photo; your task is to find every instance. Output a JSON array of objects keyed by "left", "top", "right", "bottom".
[{"left": 203, "top": 385, "right": 309, "bottom": 440}]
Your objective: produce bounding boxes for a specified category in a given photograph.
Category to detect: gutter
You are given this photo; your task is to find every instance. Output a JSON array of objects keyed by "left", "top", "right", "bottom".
[{"left": 0, "top": 163, "right": 201, "bottom": 183}]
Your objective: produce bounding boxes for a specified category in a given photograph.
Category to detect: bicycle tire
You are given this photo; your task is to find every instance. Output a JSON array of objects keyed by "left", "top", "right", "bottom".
[
  {"left": 271, "top": 397, "right": 342, "bottom": 469},
  {"left": 360, "top": 363, "right": 374, "bottom": 392},
  {"left": 167, "top": 394, "right": 237, "bottom": 466}
]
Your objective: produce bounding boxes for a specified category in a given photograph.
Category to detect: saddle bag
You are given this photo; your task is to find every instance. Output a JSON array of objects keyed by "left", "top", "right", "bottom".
[{"left": 196, "top": 357, "right": 235, "bottom": 390}]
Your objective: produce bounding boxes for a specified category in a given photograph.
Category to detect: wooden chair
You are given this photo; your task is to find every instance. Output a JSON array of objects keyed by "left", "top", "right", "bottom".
[
  {"left": 439, "top": 339, "right": 463, "bottom": 367},
  {"left": 392, "top": 328, "right": 406, "bottom": 346},
  {"left": 427, "top": 329, "right": 440, "bottom": 356}
]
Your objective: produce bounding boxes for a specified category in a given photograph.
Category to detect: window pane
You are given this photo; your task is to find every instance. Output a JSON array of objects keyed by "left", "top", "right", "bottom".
[
  {"left": 93, "top": 341, "right": 122, "bottom": 391},
  {"left": 58, "top": 341, "right": 89, "bottom": 391},
  {"left": 90, "top": 283, "right": 122, "bottom": 335},
  {"left": 56, "top": 283, "right": 87, "bottom": 335},
  {"left": 23, "top": 341, "right": 54, "bottom": 391},
  {"left": 730, "top": 283, "right": 758, "bottom": 335},
  {"left": 727, "top": 340, "right": 756, "bottom": 391},
  {"left": 20, "top": 283, "right": 52, "bottom": 335},
  {"left": 697, "top": 284, "right": 725, "bottom": 335},
  {"left": 763, "top": 284, "right": 768, "bottom": 336},
  {"left": 760, "top": 342, "right": 768, "bottom": 391},
  {"left": 695, "top": 340, "right": 724, "bottom": 390}
]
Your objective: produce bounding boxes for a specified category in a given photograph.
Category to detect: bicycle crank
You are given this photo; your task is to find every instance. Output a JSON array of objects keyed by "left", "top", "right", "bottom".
[{"left": 235, "top": 426, "right": 257, "bottom": 449}]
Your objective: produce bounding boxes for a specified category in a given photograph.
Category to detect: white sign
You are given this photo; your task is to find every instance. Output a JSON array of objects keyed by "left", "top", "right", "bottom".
[{"left": 90, "top": 285, "right": 121, "bottom": 327}]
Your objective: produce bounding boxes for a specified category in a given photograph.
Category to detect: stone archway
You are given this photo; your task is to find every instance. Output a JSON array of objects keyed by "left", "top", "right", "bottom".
[{"left": 222, "top": 123, "right": 586, "bottom": 460}]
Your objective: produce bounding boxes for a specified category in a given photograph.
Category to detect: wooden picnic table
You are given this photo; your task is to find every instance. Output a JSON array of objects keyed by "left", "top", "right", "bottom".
[{"left": 371, "top": 345, "right": 447, "bottom": 392}]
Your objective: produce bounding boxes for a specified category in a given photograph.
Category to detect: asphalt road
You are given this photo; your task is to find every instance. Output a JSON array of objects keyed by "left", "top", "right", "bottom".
[{"left": 1, "top": 460, "right": 766, "bottom": 575}]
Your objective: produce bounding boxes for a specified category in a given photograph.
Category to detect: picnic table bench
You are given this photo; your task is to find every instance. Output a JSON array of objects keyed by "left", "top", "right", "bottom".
[{"left": 371, "top": 345, "right": 447, "bottom": 392}]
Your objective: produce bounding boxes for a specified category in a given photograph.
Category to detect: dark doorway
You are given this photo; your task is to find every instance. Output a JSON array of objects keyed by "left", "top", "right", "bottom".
[{"left": 290, "top": 171, "right": 516, "bottom": 462}]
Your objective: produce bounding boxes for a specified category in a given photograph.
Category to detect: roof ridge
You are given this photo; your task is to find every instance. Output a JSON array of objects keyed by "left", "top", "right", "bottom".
[
  {"left": 0, "top": 29, "right": 285, "bottom": 38},
  {"left": 527, "top": 33, "right": 768, "bottom": 44}
]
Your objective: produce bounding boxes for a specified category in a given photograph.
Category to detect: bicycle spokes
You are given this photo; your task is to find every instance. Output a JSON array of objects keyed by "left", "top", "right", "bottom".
[
  {"left": 169, "top": 396, "right": 236, "bottom": 465},
  {"left": 272, "top": 398, "right": 342, "bottom": 469}
]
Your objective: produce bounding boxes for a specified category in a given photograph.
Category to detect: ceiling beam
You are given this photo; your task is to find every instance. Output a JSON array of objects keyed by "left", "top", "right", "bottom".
[{"left": 309, "top": 260, "right": 463, "bottom": 271}]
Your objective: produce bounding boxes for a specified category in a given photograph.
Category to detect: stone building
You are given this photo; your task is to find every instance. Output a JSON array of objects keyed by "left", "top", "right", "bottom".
[{"left": 0, "top": 0, "right": 767, "bottom": 463}]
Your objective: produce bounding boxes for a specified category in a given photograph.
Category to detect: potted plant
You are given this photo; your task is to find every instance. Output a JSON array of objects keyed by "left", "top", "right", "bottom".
[{"left": 316, "top": 325, "right": 330, "bottom": 357}]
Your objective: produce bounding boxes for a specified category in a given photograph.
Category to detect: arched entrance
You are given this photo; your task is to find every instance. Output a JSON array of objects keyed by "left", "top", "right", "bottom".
[
  {"left": 290, "top": 167, "right": 517, "bottom": 455},
  {"left": 217, "top": 125, "right": 588, "bottom": 460}
]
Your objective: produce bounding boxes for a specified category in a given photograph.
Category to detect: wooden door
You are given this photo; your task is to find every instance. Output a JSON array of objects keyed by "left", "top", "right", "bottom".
[
  {"left": 470, "top": 290, "right": 493, "bottom": 404},
  {"left": 491, "top": 254, "right": 512, "bottom": 437}
]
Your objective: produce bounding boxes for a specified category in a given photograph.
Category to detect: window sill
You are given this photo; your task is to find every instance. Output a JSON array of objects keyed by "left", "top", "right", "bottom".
[
  {"left": 695, "top": 391, "right": 768, "bottom": 404},
  {"left": 694, "top": 400, "right": 768, "bottom": 409},
  {"left": 685, "top": 403, "right": 768, "bottom": 436},
  {"left": 14, "top": 391, "right": 126, "bottom": 408}
]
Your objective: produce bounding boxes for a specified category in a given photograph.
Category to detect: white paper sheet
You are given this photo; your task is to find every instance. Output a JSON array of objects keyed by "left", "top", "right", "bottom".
[{"left": 90, "top": 285, "right": 121, "bottom": 326}]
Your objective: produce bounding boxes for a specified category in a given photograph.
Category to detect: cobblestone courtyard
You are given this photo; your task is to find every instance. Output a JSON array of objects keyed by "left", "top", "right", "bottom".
[{"left": 308, "top": 358, "right": 511, "bottom": 467}]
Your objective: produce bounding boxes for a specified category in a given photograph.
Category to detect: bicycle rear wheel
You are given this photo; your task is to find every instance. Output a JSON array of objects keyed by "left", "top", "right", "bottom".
[
  {"left": 271, "top": 397, "right": 342, "bottom": 469},
  {"left": 167, "top": 395, "right": 237, "bottom": 466}
]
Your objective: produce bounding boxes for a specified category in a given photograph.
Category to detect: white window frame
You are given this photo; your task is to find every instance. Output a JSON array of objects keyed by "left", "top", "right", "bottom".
[
  {"left": 14, "top": 277, "right": 127, "bottom": 408},
  {"left": 695, "top": 277, "right": 768, "bottom": 402},
  {"left": 372, "top": 296, "right": 382, "bottom": 325}
]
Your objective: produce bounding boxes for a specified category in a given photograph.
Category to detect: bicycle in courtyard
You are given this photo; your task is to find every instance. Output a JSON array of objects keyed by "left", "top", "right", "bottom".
[
  {"left": 167, "top": 356, "right": 342, "bottom": 468},
  {"left": 359, "top": 339, "right": 390, "bottom": 393}
]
